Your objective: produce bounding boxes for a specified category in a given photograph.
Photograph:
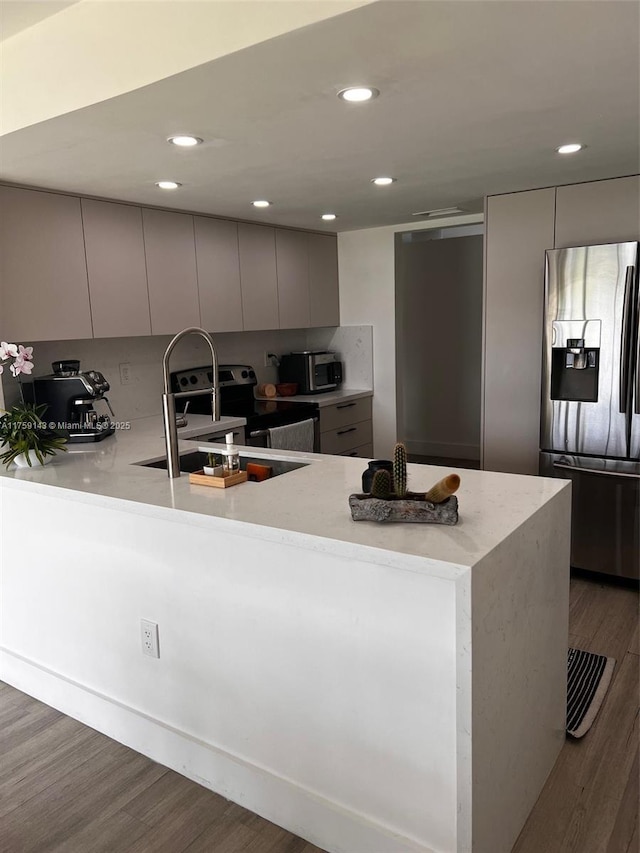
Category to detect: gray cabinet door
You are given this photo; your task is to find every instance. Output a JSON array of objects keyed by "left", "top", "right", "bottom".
[
  {"left": 276, "top": 229, "right": 310, "bottom": 329},
  {"left": 194, "top": 217, "right": 243, "bottom": 332},
  {"left": 308, "top": 233, "right": 339, "bottom": 327},
  {"left": 142, "top": 208, "right": 200, "bottom": 335},
  {"left": 555, "top": 176, "right": 640, "bottom": 248},
  {"left": 0, "top": 186, "right": 92, "bottom": 342},
  {"left": 238, "top": 223, "right": 279, "bottom": 331},
  {"left": 82, "top": 199, "right": 151, "bottom": 338},
  {"left": 483, "top": 188, "right": 556, "bottom": 475}
]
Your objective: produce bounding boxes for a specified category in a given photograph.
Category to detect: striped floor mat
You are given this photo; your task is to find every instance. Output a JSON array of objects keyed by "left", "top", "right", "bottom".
[{"left": 567, "top": 648, "right": 616, "bottom": 738}]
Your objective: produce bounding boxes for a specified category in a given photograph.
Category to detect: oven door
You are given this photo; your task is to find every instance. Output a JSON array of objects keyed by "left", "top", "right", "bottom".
[{"left": 247, "top": 414, "right": 320, "bottom": 451}]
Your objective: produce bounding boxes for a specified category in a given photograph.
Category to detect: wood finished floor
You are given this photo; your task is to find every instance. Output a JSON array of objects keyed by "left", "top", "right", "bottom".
[{"left": 0, "top": 575, "right": 637, "bottom": 853}]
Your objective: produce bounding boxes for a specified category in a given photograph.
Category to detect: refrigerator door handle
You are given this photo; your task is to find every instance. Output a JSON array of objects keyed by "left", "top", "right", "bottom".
[
  {"left": 553, "top": 462, "right": 640, "bottom": 480},
  {"left": 635, "top": 267, "right": 640, "bottom": 415},
  {"left": 620, "top": 265, "right": 635, "bottom": 414}
]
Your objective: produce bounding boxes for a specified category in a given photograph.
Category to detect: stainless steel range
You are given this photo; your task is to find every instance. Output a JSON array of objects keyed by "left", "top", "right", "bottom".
[{"left": 171, "top": 364, "right": 319, "bottom": 450}]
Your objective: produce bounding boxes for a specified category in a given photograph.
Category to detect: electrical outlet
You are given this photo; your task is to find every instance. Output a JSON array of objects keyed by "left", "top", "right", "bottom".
[
  {"left": 263, "top": 351, "right": 271, "bottom": 367},
  {"left": 141, "top": 619, "right": 160, "bottom": 658},
  {"left": 119, "top": 362, "right": 132, "bottom": 385}
]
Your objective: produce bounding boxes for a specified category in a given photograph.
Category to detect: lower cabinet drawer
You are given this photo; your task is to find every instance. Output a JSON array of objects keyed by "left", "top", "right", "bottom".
[
  {"left": 320, "top": 420, "right": 372, "bottom": 455},
  {"left": 339, "top": 443, "right": 374, "bottom": 458},
  {"left": 319, "top": 397, "right": 372, "bottom": 432}
]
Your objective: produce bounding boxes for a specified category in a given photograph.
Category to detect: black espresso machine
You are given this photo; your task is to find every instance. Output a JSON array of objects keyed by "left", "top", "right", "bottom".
[{"left": 24, "top": 360, "right": 115, "bottom": 442}]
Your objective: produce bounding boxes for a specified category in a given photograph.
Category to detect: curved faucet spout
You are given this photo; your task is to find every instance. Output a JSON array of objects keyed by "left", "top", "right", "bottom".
[{"left": 161, "top": 327, "right": 220, "bottom": 478}]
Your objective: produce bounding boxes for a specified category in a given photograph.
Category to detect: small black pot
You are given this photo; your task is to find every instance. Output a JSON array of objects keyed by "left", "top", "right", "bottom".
[{"left": 362, "top": 459, "right": 393, "bottom": 494}]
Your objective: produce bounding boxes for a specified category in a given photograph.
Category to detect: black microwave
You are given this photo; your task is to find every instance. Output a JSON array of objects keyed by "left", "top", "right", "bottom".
[{"left": 279, "top": 351, "right": 343, "bottom": 393}]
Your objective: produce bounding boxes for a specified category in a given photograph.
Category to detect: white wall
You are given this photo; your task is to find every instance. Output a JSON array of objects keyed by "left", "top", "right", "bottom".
[{"left": 338, "top": 215, "right": 483, "bottom": 458}]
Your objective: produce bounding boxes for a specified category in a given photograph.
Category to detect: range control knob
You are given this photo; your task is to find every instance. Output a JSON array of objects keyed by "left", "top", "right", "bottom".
[
  {"left": 190, "top": 375, "right": 198, "bottom": 385},
  {"left": 180, "top": 377, "right": 189, "bottom": 387},
  {"left": 248, "top": 370, "right": 256, "bottom": 379},
  {"left": 241, "top": 370, "right": 248, "bottom": 379}
]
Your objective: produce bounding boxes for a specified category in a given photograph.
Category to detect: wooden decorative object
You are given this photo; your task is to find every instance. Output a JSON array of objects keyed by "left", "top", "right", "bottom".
[
  {"left": 188, "top": 470, "right": 248, "bottom": 488},
  {"left": 423, "top": 474, "right": 461, "bottom": 503},
  {"left": 348, "top": 493, "right": 459, "bottom": 524}
]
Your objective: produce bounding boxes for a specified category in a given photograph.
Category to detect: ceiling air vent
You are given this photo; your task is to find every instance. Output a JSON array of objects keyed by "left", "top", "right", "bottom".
[{"left": 412, "top": 207, "right": 467, "bottom": 217}]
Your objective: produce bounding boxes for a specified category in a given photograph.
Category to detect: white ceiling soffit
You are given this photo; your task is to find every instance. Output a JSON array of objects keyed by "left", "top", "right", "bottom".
[
  {"left": 0, "top": 0, "right": 374, "bottom": 134},
  {"left": 1, "top": 0, "right": 638, "bottom": 233},
  {"left": 0, "top": 0, "right": 81, "bottom": 40}
]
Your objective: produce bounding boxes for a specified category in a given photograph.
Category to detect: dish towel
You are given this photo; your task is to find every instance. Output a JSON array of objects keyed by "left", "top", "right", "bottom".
[{"left": 268, "top": 419, "right": 315, "bottom": 452}]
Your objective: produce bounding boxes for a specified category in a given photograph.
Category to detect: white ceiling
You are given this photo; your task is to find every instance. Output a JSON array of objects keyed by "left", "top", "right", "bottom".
[
  {"left": 0, "top": 0, "right": 79, "bottom": 40},
  {"left": 1, "top": 0, "right": 638, "bottom": 232}
]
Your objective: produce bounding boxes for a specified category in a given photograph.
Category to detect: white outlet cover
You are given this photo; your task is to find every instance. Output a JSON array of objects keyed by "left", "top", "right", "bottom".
[{"left": 141, "top": 619, "right": 160, "bottom": 658}]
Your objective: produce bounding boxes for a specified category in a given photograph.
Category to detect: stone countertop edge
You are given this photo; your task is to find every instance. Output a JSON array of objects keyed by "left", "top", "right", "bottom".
[
  {"left": 0, "top": 412, "right": 570, "bottom": 580},
  {"left": 253, "top": 388, "right": 372, "bottom": 406},
  {"left": 0, "top": 472, "right": 470, "bottom": 581}
]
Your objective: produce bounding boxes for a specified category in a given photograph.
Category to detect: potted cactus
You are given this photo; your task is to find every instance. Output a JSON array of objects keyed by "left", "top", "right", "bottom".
[
  {"left": 349, "top": 443, "right": 460, "bottom": 524},
  {"left": 203, "top": 451, "right": 224, "bottom": 477}
]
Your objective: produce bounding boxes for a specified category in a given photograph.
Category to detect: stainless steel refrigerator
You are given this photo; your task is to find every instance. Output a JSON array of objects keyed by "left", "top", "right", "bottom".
[{"left": 539, "top": 241, "right": 639, "bottom": 580}]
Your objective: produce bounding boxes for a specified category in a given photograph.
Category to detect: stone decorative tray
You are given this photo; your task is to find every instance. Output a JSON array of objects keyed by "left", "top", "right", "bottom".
[{"left": 348, "top": 493, "right": 459, "bottom": 524}]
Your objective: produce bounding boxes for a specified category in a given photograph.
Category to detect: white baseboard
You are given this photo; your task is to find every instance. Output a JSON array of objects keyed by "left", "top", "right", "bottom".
[
  {"left": 404, "top": 440, "right": 480, "bottom": 460},
  {"left": 0, "top": 648, "right": 434, "bottom": 853}
]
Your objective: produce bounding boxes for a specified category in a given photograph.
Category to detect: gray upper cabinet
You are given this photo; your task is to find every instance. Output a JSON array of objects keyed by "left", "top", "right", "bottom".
[
  {"left": 0, "top": 185, "right": 340, "bottom": 341},
  {"left": 483, "top": 188, "right": 556, "bottom": 476},
  {"left": 308, "top": 233, "right": 339, "bottom": 327},
  {"left": 276, "top": 229, "right": 310, "bottom": 329},
  {"left": 555, "top": 176, "right": 640, "bottom": 248},
  {"left": 194, "top": 217, "right": 243, "bottom": 332},
  {"left": 238, "top": 223, "right": 279, "bottom": 331},
  {"left": 142, "top": 208, "right": 200, "bottom": 335},
  {"left": 82, "top": 199, "right": 151, "bottom": 338},
  {"left": 0, "top": 186, "right": 93, "bottom": 342}
]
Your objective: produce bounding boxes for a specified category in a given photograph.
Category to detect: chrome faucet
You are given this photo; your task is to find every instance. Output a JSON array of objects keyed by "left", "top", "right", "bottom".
[{"left": 161, "top": 327, "right": 220, "bottom": 478}]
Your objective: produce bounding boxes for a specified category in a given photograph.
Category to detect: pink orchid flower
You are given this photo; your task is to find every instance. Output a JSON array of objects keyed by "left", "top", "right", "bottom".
[
  {"left": 0, "top": 342, "right": 18, "bottom": 360},
  {"left": 17, "top": 345, "right": 33, "bottom": 362},
  {"left": 11, "top": 357, "right": 34, "bottom": 377}
]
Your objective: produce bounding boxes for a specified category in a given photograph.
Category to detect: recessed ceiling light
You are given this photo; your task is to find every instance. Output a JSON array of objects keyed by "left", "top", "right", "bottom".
[
  {"left": 556, "top": 143, "right": 584, "bottom": 154},
  {"left": 167, "top": 135, "right": 203, "bottom": 147},
  {"left": 252, "top": 200, "right": 271, "bottom": 208},
  {"left": 321, "top": 213, "right": 337, "bottom": 221},
  {"left": 371, "top": 177, "right": 396, "bottom": 186},
  {"left": 337, "top": 86, "right": 379, "bottom": 103},
  {"left": 155, "top": 180, "right": 181, "bottom": 190}
]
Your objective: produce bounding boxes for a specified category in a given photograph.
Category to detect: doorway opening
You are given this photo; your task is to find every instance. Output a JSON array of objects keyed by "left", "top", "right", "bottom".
[{"left": 395, "top": 224, "right": 484, "bottom": 469}]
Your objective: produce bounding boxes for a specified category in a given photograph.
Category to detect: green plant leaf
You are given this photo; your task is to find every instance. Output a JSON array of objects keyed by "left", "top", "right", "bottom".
[{"left": 0, "top": 401, "right": 68, "bottom": 469}]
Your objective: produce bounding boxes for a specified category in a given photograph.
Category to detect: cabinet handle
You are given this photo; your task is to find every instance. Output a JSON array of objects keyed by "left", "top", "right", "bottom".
[
  {"left": 336, "top": 402, "right": 356, "bottom": 410},
  {"left": 337, "top": 427, "right": 357, "bottom": 436}
]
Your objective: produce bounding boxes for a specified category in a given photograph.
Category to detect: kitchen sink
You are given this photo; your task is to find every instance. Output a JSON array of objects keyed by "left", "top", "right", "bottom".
[{"left": 138, "top": 450, "right": 308, "bottom": 478}]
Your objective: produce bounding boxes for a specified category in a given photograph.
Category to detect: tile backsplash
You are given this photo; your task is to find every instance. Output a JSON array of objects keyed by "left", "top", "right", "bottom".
[{"left": 2, "top": 326, "right": 372, "bottom": 421}]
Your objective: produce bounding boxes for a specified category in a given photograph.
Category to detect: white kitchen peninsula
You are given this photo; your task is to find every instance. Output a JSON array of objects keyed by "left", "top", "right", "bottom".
[{"left": 0, "top": 421, "right": 570, "bottom": 853}]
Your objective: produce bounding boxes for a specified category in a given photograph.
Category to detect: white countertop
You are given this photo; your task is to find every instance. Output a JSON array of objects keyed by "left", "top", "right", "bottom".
[
  {"left": 254, "top": 388, "right": 372, "bottom": 406},
  {"left": 0, "top": 411, "right": 568, "bottom": 578}
]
